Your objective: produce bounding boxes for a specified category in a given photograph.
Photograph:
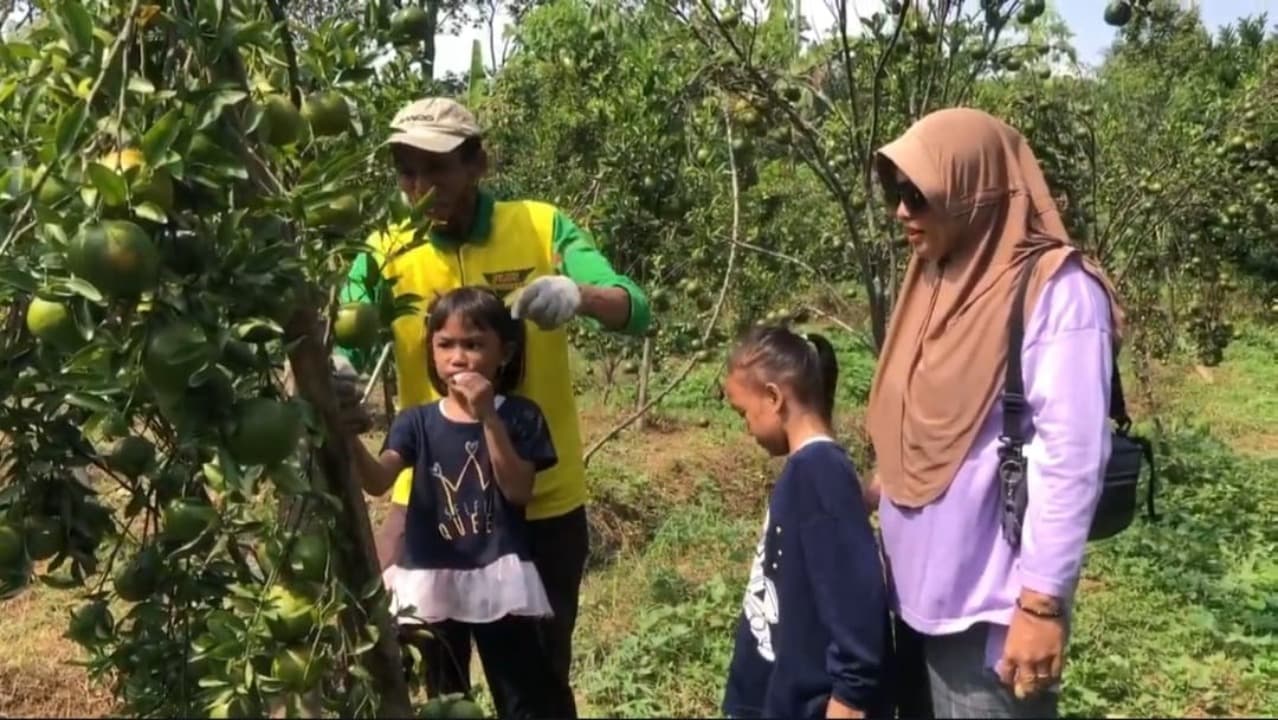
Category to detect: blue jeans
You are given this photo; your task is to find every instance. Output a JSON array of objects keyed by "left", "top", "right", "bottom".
[{"left": 922, "top": 623, "right": 1059, "bottom": 719}]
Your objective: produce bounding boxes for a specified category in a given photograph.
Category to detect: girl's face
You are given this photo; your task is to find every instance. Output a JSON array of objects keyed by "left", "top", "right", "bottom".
[
  {"left": 891, "top": 168, "right": 953, "bottom": 262},
  {"left": 430, "top": 314, "right": 507, "bottom": 388},
  {"left": 723, "top": 367, "right": 789, "bottom": 457}
]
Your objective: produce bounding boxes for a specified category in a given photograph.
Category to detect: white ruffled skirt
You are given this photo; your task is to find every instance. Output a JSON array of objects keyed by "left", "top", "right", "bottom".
[{"left": 382, "top": 553, "right": 554, "bottom": 625}]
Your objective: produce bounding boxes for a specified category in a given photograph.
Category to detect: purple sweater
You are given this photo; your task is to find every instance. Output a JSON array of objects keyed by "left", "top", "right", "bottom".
[{"left": 878, "top": 257, "right": 1114, "bottom": 664}]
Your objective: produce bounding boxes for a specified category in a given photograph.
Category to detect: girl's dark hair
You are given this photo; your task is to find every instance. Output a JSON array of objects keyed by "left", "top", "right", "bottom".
[
  {"left": 728, "top": 324, "right": 839, "bottom": 421},
  {"left": 424, "top": 286, "right": 525, "bottom": 396}
]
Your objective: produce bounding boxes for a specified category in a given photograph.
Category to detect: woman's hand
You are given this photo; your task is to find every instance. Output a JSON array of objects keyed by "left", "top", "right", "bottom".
[
  {"left": 862, "top": 471, "right": 882, "bottom": 510},
  {"left": 996, "top": 591, "right": 1066, "bottom": 699}
]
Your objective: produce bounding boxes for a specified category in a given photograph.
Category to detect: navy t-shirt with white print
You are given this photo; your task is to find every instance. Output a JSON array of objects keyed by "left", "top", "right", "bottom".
[
  {"left": 722, "top": 439, "right": 892, "bottom": 719},
  {"left": 383, "top": 394, "right": 556, "bottom": 570}
]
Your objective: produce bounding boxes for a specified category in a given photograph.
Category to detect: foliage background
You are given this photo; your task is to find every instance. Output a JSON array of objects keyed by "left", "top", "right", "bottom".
[{"left": 0, "top": 0, "right": 1275, "bottom": 717}]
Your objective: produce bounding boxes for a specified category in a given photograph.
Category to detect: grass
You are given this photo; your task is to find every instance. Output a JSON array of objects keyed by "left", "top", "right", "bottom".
[{"left": 2, "top": 324, "right": 1276, "bottom": 717}]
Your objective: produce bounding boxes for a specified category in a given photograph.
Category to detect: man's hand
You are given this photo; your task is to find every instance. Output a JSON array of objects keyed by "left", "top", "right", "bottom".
[
  {"left": 996, "top": 590, "right": 1066, "bottom": 700},
  {"left": 332, "top": 353, "right": 372, "bottom": 435},
  {"left": 511, "top": 275, "right": 581, "bottom": 330},
  {"left": 449, "top": 371, "right": 496, "bottom": 422}
]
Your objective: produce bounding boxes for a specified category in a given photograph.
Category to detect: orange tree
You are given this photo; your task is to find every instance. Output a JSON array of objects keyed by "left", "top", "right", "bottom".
[
  {"left": 482, "top": 0, "right": 861, "bottom": 404},
  {"left": 0, "top": 0, "right": 455, "bottom": 716}
]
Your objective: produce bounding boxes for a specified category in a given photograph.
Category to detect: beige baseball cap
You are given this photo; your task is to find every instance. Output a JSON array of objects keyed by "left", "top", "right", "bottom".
[{"left": 387, "top": 97, "right": 482, "bottom": 154}]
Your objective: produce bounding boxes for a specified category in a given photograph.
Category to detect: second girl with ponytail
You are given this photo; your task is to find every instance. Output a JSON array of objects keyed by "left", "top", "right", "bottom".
[{"left": 720, "top": 324, "right": 893, "bottom": 719}]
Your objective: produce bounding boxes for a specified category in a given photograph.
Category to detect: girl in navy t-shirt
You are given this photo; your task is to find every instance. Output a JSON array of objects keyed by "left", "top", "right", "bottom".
[
  {"left": 342, "top": 286, "right": 571, "bottom": 719},
  {"left": 720, "top": 325, "right": 892, "bottom": 719}
]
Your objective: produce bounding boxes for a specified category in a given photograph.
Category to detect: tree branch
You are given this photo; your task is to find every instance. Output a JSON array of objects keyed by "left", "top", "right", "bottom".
[{"left": 265, "top": 0, "right": 303, "bottom": 106}]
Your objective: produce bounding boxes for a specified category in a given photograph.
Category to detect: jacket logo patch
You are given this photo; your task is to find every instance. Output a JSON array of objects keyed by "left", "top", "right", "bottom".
[{"left": 483, "top": 268, "right": 534, "bottom": 293}]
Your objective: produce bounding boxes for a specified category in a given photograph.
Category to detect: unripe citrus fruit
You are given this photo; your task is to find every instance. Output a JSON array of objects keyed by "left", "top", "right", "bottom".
[
  {"left": 68, "top": 220, "right": 159, "bottom": 299},
  {"left": 272, "top": 646, "right": 321, "bottom": 689},
  {"left": 99, "top": 148, "right": 175, "bottom": 211},
  {"left": 302, "top": 91, "right": 351, "bottom": 137},
  {"left": 114, "top": 545, "right": 162, "bottom": 602},
  {"left": 265, "top": 584, "right": 318, "bottom": 642},
  {"left": 23, "top": 516, "right": 63, "bottom": 561},
  {"left": 333, "top": 303, "right": 379, "bottom": 349},
  {"left": 142, "top": 320, "right": 214, "bottom": 395},
  {"left": 25, "top": 297, "right": 81, "bottom": 350},
  {"left": 226, "top": 398, "right": 302, "bottom": 467},
  {"left": 67, "top": 600, "right": 113, "bottom": 647},
  {"left": 289, "top": 532, "right": 329, "bottom": 583},
  {"left": 162, "top": 498, "right": 219, "bottom": 545},
  {"left": 259, "top": 94, "right": 303, "bottom": 146},
  {"left": 307, "top": 194, "right": 360, "bottom": 232},
  {"left": 390, "top": 5, "right": 431, "bottom": 43},
  {"left": 106, "top": 435, "right": 155, "bottom": 478}
]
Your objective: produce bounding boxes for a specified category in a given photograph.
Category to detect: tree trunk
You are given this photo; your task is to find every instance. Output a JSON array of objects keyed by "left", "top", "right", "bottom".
[{"left": 283, "top": 306, "right": 413, "bottom": 718}]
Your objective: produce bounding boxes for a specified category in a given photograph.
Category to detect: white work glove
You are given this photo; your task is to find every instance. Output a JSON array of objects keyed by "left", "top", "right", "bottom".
[{"left": 510, "top": 275, "right": 581, "bottom": 330}]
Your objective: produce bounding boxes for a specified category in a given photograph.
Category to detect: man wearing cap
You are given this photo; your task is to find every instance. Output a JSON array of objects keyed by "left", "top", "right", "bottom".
[{"left": 335, "top": 97, "right": 650, "bottom": 716}]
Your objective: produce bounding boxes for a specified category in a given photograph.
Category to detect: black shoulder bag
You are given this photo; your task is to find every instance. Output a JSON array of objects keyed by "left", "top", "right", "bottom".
[{"left": 998, "top": 251, "right": 1160, "bottom": 549}]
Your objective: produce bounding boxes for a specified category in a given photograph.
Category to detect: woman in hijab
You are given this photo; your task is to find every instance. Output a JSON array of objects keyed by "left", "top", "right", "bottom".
[{"left": 864, "top": 107, "right": 1124, "bottom": 718}]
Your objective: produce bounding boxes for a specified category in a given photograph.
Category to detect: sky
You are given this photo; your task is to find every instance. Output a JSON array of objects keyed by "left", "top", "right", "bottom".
[{"left": 432, "top": 0, "right": 1276, "bottom": 78}]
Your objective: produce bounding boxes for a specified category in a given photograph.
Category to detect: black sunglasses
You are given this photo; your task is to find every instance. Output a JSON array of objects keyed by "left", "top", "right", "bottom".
[{"left": 892, "top": 179, "right": 928, "bottom": 213}]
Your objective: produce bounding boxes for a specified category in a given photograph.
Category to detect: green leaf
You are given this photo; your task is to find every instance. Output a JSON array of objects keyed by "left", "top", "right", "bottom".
[
  {"left": 62, "top": 277, "right": 104, "bottom": 303},
  {"left": 86, "top": 163, "right": 128, "bottom": 205},
  {"left": 0, "top": 267, "right": 37, "bottom": 294},
  {"left": 38, "top": 574, "right": 84, "bottom": 590},
  {"left": 55, "top": 100, "right": 88, "bottom": 157},
  {"left": 127, "top": 75, "right": 156, "bottom": 95},
  {"left": 58, "top": 0, "right": 95, "bottom": 55},
  {"left": 133, "top": 202, "right": 167, "bottom": 224},
  {"left": 203, "top": 461, "right": 226, "bottom": 491},
  {"left": 65, "top": 392, "right": 115, "bottom": 414},
  {"left": 140, "top": 109, "right": 184, "bottom": 166},
  {"left": 196, "top": 89, "right": 247, "bottom": 130}
]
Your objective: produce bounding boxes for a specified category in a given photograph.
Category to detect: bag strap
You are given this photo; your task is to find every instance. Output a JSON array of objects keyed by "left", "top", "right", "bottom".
[
  {"left": 1001, "top": 251, "right": 1043, "bottom": 448},
  {"left": 1003, "top": 249, "right": 1131, "bottom": 444}
]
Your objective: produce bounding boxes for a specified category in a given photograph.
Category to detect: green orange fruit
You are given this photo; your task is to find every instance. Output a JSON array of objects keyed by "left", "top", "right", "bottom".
[
  {"left": 68, "top": 220, "right": 160, "bottom": 299},
  {"left": 23, "top": 516, "right": 63, "bottom": 561},
  {"left": 272, "top": 646, "right": 321, "bottom": 689},
  {"left": 302, "top": 91, "right": 351, "bottom": 137},
  {"left": 25, "top": 297, "right": 82, "bottom": 350},
  {"left": 333, "top": 303, "right": 379, "bottom": 349},
  {"left": 226, "top": 398, "right": 302, "bottom": 467},
  {"left": 162, "top": 498, "right": 219, "bottom": 545},
  {"left": 142, "top": 320, "right": 214, "bottom": 395},
  {"left": 265, "top": 584, "right": 318, "bottom": 642},
  {"left": 106, "top": 435, "right": 155, "bottom": 478},
  {"left": 390, "top": 5, "right": 431, "bottom": 43},
  {"left": 259, "top": 94, "right": 303, "bottom": 146}
]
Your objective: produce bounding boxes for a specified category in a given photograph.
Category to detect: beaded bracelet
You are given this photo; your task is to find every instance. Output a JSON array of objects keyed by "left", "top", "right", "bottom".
[{"left": 1015, "top": 597, "right": 1064, "bottom": 619}]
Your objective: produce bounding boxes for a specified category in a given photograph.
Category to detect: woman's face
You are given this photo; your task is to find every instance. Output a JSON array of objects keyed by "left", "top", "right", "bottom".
[{"left": 891, "top": 169, "right": 952, "bottom": 262}]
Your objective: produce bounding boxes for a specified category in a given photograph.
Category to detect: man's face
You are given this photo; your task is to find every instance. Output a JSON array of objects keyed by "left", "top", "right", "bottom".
[{"left": 391, "top": 144, "right": 484, "bottom": 227}]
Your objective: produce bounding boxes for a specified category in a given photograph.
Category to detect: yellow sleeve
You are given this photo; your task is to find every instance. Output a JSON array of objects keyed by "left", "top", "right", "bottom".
[{"left": 390, "top": 467, "right": 413, "bottom": 506}]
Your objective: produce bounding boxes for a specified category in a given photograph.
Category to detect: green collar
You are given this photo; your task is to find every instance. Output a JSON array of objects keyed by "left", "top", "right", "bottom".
[{"left": 429, "top": 189, "right": 494, "bottom": 249}]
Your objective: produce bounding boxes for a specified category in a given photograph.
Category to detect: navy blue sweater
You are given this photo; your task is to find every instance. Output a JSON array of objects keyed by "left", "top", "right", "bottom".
[{"left": 722, "top": 439, "right": 891, "bottom": 719}]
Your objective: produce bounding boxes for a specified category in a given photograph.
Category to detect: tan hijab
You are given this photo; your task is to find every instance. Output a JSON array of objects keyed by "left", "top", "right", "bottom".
[{"left": 865, "top": 107, "right": 1124, "bottom": 509}]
